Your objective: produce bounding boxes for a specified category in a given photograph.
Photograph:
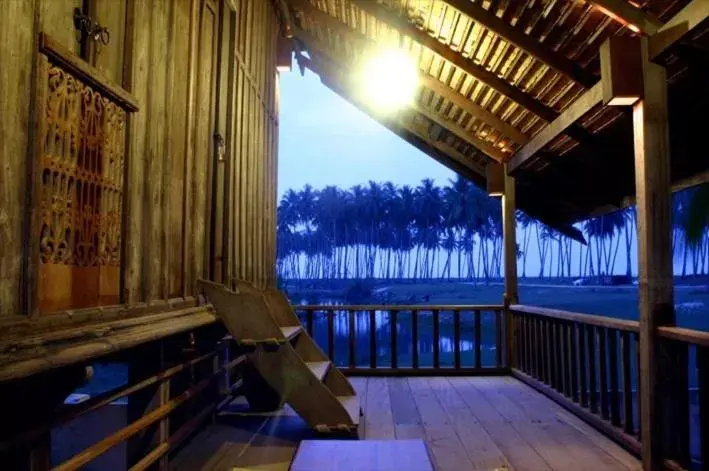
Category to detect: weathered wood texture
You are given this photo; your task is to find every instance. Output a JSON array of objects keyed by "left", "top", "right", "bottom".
[
  {"left": 171, "top": 377, "right": 640, "bottom": 471},
  {"left": 0, "top": 0, "right": 37, "bottom": 317},
  {"left": 1, "top": 0, "right": 280, "bottom": 318}
]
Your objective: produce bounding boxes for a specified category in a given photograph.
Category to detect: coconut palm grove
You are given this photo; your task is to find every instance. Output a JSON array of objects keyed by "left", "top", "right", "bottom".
[{"left": 276, "top": 176, "right": 709, "bottom": 284}]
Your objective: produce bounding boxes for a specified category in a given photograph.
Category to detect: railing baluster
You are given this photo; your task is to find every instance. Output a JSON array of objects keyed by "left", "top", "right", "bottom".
[
  {"left": 608, "top": 329, "right": 620, "bottom": 426},
  {"left": 433, "top": 309, "right": 440, "bottom": 369},
  {"left": 698, "top": 346, "right": 709, "bottom": 467},
  {"left": 306, "top": 309, "right": 313, "bottom": 337},
  {"left": 327, "top": 309, "right": 335, "bottom": 362},
  {"left": 348, "top": 309, "right": 356, "bottom": 369},
  {"left": 563, "top": 322, "right": 572, "bottom": 397},
  {"left": 390, "top": 310, "right": 398, "bottom": 369},
  {"left": 555, "top": 321, "right": 563, "bottom": 392},
  {"left": 588, "top": 325, "right": 598, "bottom": 414},
  {"left": 635, "top": 332, "right": 641, "bottom": 435},
  {"left": 579, "top": 321, "right": 588, "bottom": 408},
  {"left": 570, "top": 322, "right": 579, "bottom": 403},
  {"left": 495, "top": 309, "right": 502, "bottom": 368},
  {"left": 369, "top": 309, "right": 376, "bottom": 369},
  {"left": 520, "top": 314, "right": 527, "bottom": 372},
  {"left": 475, "top": 310, "right": 482, "bottom": 369},
  {"left": 598, "top": 327, "right": 609, "bottom": 420},
  {"left": 454, "top": 309, "right": 461, "bottom": 369},
  {"left": 621, "top": 331, "right": 634, "bottom": 434},
  {"left": 412, "top": 309, "right": 419, "bottom": 369},
  {"left": 526, "top": 314, "right": 532, "bottom": 374},
  {"left": 547, "top": 319, "right": 555, "bottom": 388},
  {"left": 531, "top": 316, "right": 539, "bottom": 378}
]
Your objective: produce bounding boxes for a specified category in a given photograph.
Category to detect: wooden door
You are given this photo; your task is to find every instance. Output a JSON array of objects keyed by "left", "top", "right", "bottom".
[
  {"left": 193, "top": 0, "right": 220, "bottom": 282},
  {"left": 209, "top": 1, "right": 235, "bottom": 284}
]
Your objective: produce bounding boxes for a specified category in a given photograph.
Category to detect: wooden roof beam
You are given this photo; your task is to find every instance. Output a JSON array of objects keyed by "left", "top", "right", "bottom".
[
  {"left": 293, "top": 26, "right": 505, "bottom": 164},
  {"left": 442, "top": 0, "right": 597, "bottom": 88},
  {"left": 287, "top": 0, "right": 530, "bottom": 145},
  {"left": 509, "top": 0, "right": 709, "bottom": 174},
  {"left": 585, "top": 0, "right": 663, "bottom": 35},
  {"left": 349, "top": 0, "right": 561, "bottom": 122}
]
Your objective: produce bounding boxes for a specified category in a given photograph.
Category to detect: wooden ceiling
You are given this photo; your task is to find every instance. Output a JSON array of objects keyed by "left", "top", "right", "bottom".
[{"left": 284, "top": 0, "right": 709, "bottom": 233}]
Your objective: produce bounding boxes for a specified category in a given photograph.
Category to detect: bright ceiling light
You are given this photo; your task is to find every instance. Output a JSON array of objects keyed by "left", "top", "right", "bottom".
[{"left": 360, "top": 48, "right": 419, "bottom": 112}]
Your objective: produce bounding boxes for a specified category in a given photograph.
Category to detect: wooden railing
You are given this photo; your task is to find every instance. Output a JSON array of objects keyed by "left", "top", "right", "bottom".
[
  {"left": 2, "top": 332, "right": 244, "bottom": 471},
  {"left": 508, "top": 304, "right": 709, "bottom": 469},
  {"left": 293, "top": 305, "right": 506, "bottom": 375}
]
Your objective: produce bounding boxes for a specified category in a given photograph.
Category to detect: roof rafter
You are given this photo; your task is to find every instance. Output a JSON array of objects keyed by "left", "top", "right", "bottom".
[
  {"left": 585, "top": 0, "right": 663, "bottom": 35},
  {"left": 348, "top": 0, "right": 561, "bottom": 122},
  {"left": 286, "top": 0, "right": 530, "bottom": 145},
  {"left": 292, "top": 25, "right": 507, "bottom": 164},
  {"left": 442, "top": 0, "right": 597, "bottom": 88},
  {"left": 509, "top": 0, "right": 709, "bottom": 173}
]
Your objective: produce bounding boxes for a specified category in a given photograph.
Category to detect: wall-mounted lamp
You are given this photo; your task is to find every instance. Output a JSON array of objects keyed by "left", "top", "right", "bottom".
[
  {"left": 486, "top": 163, "right": 504, "bottom": 197},
  {"left": 277, "top": 37, "right": 293, "bottom": 72},
  {"left": 600, "top": 36, "right": 643, "bottom": 106}
]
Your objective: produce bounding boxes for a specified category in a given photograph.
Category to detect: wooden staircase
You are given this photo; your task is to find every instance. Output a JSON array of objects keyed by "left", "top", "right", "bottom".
[{"left": 197, "top": 279, "right": 360, "bottom": 435}]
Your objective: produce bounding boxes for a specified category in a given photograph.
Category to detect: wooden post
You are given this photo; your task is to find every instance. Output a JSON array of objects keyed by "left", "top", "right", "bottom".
[
  {"left": 633, "top": 36, "right": 686, "bottom": 470},
  {"left": 503, "top": 164, "right": 518, "bottom": 368}
]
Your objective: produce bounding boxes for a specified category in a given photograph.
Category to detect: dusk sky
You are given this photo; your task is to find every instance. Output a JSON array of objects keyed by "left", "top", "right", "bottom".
[
  {"left": 276, "top": 67, "right": 645, "bottom": 276},
  {"left": 277, "top": 67, "right": 455, "bottom": 198}
]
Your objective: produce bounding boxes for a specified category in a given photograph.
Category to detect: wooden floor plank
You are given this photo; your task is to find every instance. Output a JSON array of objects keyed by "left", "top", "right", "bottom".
[
  {"left": 408, "top": 377, "right": 475, "bottom": 471},
  {"left": 470, "top": 378, "right": 581, "bottom": 470},
  {"left": 348, "top": 377, "right": 368, "bottom": 438},
  {"left": 172, "top": 377, "right": 641, "bottom": 471},
  {"left": 496, "top": 377, "right": 634, "bottom": 471},
  {"left": 449, "top": 377, "right": 552, "bottom": 471},
  {"left": 226, "top": 405, "right": 315, "bottom": 471},
  {"left": 429, "top": 377, "right": 512, "bottom": 471},
  {"left": 364, "top": 375, "right": 396, "bottom": 439},
  {"left": 388, "top": 378, "right": 425, "bottom": 439}
]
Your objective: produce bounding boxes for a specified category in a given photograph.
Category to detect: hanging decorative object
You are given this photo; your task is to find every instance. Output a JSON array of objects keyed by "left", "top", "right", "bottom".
[{"left": 73, "top": 8, "right": 110, "bottom": 48}]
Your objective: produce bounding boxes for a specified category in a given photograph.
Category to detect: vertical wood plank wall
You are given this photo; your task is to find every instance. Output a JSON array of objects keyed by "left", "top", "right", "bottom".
[{"left": 0, "top": 0, "right": 280, "bottom": 317}]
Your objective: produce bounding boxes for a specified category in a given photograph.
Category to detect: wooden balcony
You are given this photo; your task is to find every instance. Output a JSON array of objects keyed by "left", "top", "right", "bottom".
[
  {"left": 171, "top": 375, "right": 640, "bottom": 471},
  {"left": 12, "top": 302, "right": 706, "bottom": 470}
]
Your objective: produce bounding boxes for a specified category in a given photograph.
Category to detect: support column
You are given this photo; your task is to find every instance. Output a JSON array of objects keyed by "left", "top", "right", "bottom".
[
  {"left": 633, "top": 37, "right": 686, "bottom": 469},
  {"left": 503, "top": 164, "right": 518, "bottom": 304},
  {"left": 502, "top": 164, "right": 518, "bottom": 369}
]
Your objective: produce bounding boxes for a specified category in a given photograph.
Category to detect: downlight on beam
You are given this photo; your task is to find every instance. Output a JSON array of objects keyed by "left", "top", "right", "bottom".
[{"left": 360, "top": 48, "right": 419, "bottom": 112}]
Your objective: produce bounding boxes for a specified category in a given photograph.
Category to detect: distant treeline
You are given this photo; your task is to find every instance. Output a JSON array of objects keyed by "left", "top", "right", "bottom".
[{"left": 276, "top": 176, "right": 709, "bottom": 281}]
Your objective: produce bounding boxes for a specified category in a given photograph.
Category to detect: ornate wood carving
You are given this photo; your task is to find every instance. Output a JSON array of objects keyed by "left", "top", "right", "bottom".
[{"left": 37, "top": 33, "right": 136, "bottom": 313}]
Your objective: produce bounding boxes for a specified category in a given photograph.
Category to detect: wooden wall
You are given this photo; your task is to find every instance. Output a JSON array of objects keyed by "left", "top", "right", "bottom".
[{"left": 0, "top": 0, "right": 280, "bottom": 318}]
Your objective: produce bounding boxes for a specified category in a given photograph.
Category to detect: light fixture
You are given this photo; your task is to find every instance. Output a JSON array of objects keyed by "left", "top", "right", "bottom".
[
  {"left": 486, "top": 163, "right": 504, "bottom": 197},
  {"left": 600, "top": 36, "right": 642, "bottom": 107},
  {"left": 359, "top": 48, "right": 419, "bottom": 112},
  {"left": 277, "top": 37, "right": 292, "bottom": 72}
]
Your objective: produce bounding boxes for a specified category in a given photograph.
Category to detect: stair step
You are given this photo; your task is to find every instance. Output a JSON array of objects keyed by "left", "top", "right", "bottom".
[
  {"left": 306, "top": 361, "right": 331, "bottom": 381},
  {"left": 280, "top": 326, "right": 302, "bottom": 341},
  {"left": 337, "top": 395, "right": 360, "bottom": 425}
]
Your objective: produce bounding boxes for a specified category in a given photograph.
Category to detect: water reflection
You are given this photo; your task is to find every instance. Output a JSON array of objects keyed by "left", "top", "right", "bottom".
[{"left": 295, "top": 304, "right": 499, "bottom": 368}]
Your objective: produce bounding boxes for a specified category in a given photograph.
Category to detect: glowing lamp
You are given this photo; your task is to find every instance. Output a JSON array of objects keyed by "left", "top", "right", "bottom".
[
  {"left": 277, "top": 37, "right": 292, "bottom": 72},
  {"left": 360, "top": 48, "right": 418, "bottom": 112},
  {"left": 486, "top": 163, "right": 505, "bottom": 197},
  {"left": 600, "top": 36, "right": 642, "bottom": 107}
]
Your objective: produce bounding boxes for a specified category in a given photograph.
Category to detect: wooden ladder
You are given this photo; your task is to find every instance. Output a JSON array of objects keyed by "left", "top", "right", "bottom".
[{"left": 197, "top": 279, "right": 360, "bottom": 435}]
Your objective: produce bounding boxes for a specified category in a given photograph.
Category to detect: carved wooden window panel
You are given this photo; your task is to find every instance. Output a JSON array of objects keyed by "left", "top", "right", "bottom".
[{"left": 37, "top": 34, "right": 137, "bottom": 313}]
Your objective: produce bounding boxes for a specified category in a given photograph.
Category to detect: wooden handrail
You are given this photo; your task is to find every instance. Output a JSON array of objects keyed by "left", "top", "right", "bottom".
[
  {"left": 510, "top": 304, "right": 639, "bottom": 332},
  {"left": 294, "top": 304, "right": 504, "bottom": 311},
  {"left": 658, "top": 326, "right": 709, "bottom": 347},
  {"left": 52, "top": 355, "right": 244, "bottom": 471},
  {"left": 0, "top": 351, "right": 220, "bottom": 452}
]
